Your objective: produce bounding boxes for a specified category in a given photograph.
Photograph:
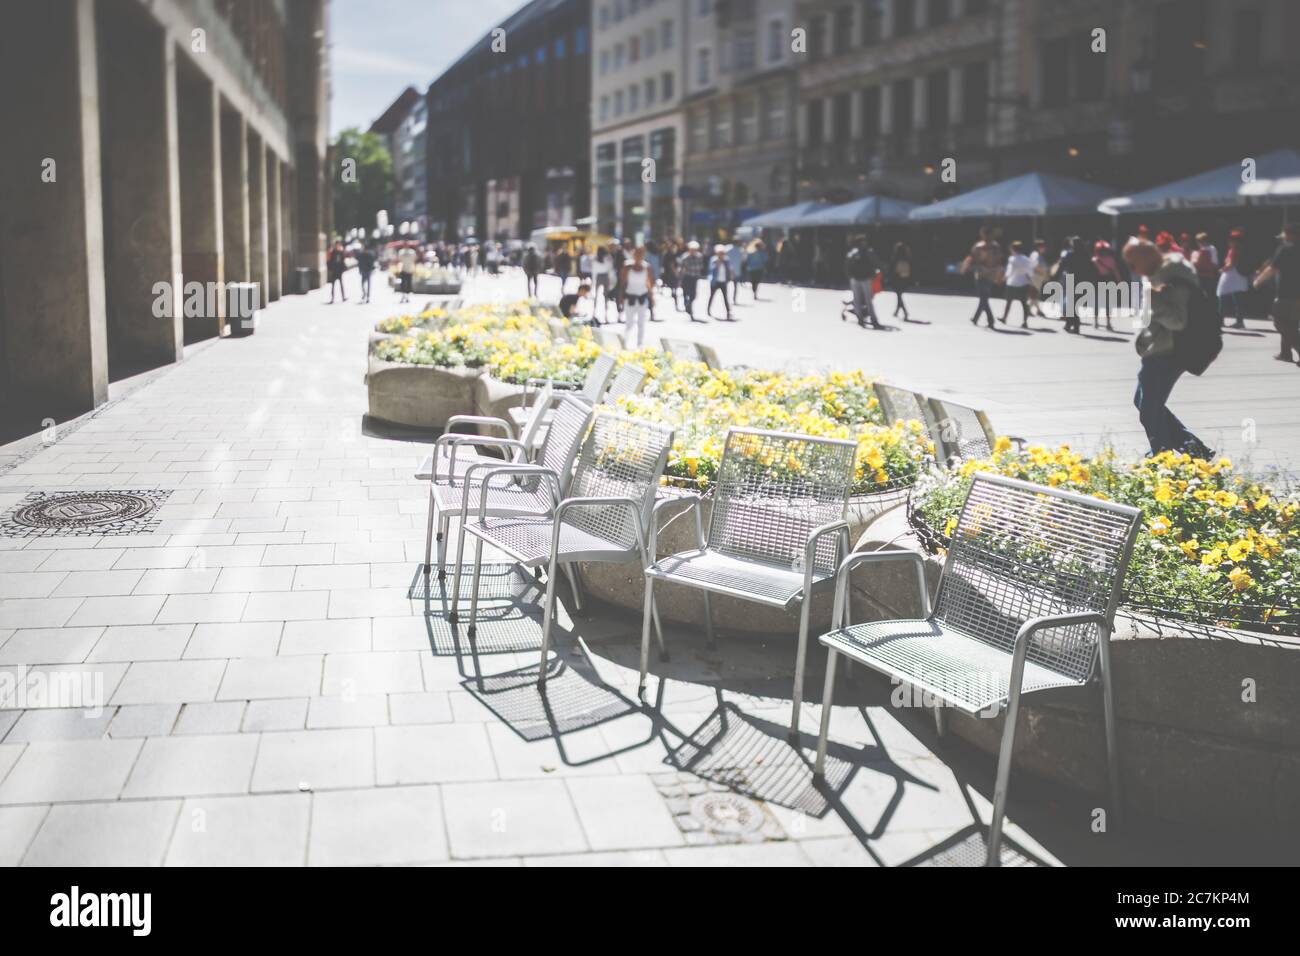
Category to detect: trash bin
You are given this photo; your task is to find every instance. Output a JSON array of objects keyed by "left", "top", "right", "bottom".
[
  {"left": 226, "top": 282, "right": 259, "bottom": 337},
  {"left": 294, "top": 268, "right": 313, "bottom": 295}
]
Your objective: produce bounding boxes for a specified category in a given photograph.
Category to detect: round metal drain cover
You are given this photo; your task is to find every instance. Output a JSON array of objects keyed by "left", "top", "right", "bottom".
[
  {"left": 11, "top": 492, "right": 155, "bottom": 530},
  {"left": 688, "top": 792, "right": 766, "bottom": 836}
]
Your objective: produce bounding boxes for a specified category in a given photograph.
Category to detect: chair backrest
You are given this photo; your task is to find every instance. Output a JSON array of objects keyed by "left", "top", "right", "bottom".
[
  {"left": 548, "top": 318, "right": 570, "bottom": 342},
  {"left": 933, "top": 472, "right": 1140, "bottom": 682},
  {"left": 518, "top": 381, "right": 553, "bottom": 452},
  {"left": 536, "top": 396, "right": 597, "bottom": 494},
  {"left": 928, "top": 398, "right": 997, "bottom": 464},
  {"left": 564, "top": 413, "right": 675, "bottom": 550},
  {"left": 604, "top": 362, "right": 647, "bottom": 402},
  {"left": 707, "top": 428, "right": 857, "bottom": 575},
  {"left": 595, "top": 328, "right": 626, "bottom": 351},
  {"left": 874, "top": 383, "right": 933, "bottom": 429},
  {"left": 579, "top": 352, "right": 618, "bottom": 403}
]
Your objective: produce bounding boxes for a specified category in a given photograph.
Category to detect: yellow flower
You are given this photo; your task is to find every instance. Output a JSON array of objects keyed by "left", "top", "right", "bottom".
[
  {"left": 1228, "top": 567, "right": 1253, "bottom": 591},
  {"left": 1226, "top": 539, "right": 1253, "bottom": 563},
  {"left": 993, "top": 435, "right": 1012, "bottom": 455},
  {"left": 1178, "top": 538, "right": 1199, "bottom": 558},
  {"left": 1148, "top": 516, "right": 1171, "bottom": 536}
]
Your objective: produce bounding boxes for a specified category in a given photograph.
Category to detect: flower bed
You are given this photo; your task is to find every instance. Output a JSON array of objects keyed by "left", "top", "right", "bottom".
[{"left": 908, "top": 443, "right": 1300, "bottom": 636}]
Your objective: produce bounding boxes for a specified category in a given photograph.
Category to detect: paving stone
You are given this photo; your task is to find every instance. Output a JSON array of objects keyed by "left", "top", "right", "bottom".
[
  {"left": 66, "top": 595, "right": 165, "bottom": 627},
  {"left": 567, "top": 775, "right": 686, "bottom": 851},
  {"left": 218, "top": 655, "right": 321, "bottom": 699},
  {"left": 0, "top": 738, "right": 142, "bottom": 803},
  {"left": 23, "top": 800, "right": 179, "bottom": 866},
  {"left": 212, "top": 565, "right": 295, "bottom": 593},
  {"left": 122, "top": 733, "right": 258, "bottom": 798},
  {"left": 388, "top": 691, "right": 452, "bottom": 725},
  {"left": 308, "top": 785, "right": 447, "bottom": 866},
  {"left": 322, "top": 650, "right": 423, "bottom": 695},
  {"left": 242, "top": 697, "right": 309, "bottom": 732},
  {"left": 165, "top": 793, "right": 309, "bottom": 866},
  {"left": 87, "top": 623, "right": 193, "bottom": 662},
  {"left": 442, "top": 779, "right": 587, "bottom": 859},
  {"left": 306, "top": 694, "right": 388, "bottom": 729},
  {"left": 0, "top": 805, "right": 48, "bottom": 865},
  {"left": 242, "top": 590, "right": 329, "bottom": 622},
  {"left": 109, "top": 703, "right": 180, "bottom": 738},
  {"left": 133, "top": 568, "right": 221, "bottom": 595},
  {"left": 155, "top": 592, "right": 250, "bottom": 625},
  {"left": 5, "top": 707, "right": 115, "bottom": 742},
  {"left": 0, "top": 627, "right": 104, "bottom": 665},
  {"left": 49, "top": 570, "right": 144, "bottom": 598},
  {"left": 111, "top": 660, "right": 226, "bottom": 705},
  {"left": 251, "top": 728, "right": 375, "bottom": 792},
  {"left": 280, "top": 618, "right": 370, "bottom": 655},
  {"left": 375, "top": 723, "right": 496, "bottom": 785},
  {"left": 184, "top": 621, "right": 282, "bottom": 659},
  {"left": 174, "top": 701, "right": 246, "bottom": 735}
]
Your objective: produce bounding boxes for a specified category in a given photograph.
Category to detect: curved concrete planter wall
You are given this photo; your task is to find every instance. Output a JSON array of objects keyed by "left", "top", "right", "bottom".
[{"left": 366, "top": 355, "right": 479, "bottom": 429}]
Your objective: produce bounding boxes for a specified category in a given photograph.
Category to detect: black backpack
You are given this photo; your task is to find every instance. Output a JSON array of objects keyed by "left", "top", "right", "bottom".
[{"left": 1168, "top": 273, "right": 1223, "bottom": 376}]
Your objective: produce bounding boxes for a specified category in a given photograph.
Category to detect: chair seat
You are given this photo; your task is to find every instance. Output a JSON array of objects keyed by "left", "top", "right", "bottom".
[
  {"left": 508, "top": 404, "right": 554, "bottom": 430},
  {"left": 647, "top": 548, "right": 832, "bottom": 608},
  {"left": 430, "top": 474, "right": 554, "bottom": 516},
  {"left": 820, "top": 618, "right": 1087, "bottom": 715},
  {"left": 464, "top": 514, "right": 638, "bottom": 567},
  {"left": 415, "top": 449, "right": 502, "bottom": 482}
]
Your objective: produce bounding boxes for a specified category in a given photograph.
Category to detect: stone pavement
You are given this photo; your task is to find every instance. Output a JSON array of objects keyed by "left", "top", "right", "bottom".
[{"left": 0, "top": 270, "right": 1281, "bottom": 866}]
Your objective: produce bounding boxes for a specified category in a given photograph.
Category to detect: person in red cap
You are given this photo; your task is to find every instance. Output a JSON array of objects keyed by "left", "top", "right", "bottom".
[
  {"left": 1092, "top": 239, "right": 1122, "bottom": 331},
  {"left": 1254, "top": 222, "right": 1300, "bottom": 364},
  {"left": 1217, "top": 229, "right": 1250, "bottom": 329}
]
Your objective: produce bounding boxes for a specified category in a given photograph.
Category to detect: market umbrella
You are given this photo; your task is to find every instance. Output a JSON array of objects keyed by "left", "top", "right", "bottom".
[
  {"left": 741, "top": 200, "right": 832, "bottom": 229},
  {"left": 909, "top": 172, "right": 1116, "bottom": 221},
  {"left": 799, "top": 195, "right": 919, "bottom": 227},
  {"left": 1098, "top": 148, "right": 1300, "bottom": 214}
]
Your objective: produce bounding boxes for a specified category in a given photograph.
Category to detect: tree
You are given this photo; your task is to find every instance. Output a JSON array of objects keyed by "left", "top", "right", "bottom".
[{"left": 330, "top": 127, "right": 394, "bottom": 238}]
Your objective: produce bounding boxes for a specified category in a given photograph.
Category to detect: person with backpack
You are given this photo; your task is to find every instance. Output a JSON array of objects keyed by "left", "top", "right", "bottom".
[
  {"left": 356, "top": 244, "right": 376, "bottom": 304},
  {"left": 845, "top": 235, "right": 882, "bottom": 328},
  {"left": 1123, "top": 237, "right": 1218, "bottom": 456},
  {"left": 962, "top": 226, "right": 1003, "bottom": 328},
  {"left": 1217, "top": 229, "right": 1250, "bottom": 329},
  {"left": 522, "top": 244, "right": 543, "bottom": 299},
  {"left": 1253, "top": 222, "right": 1300, "bottom": 365},
  {"left": 888, "top": 241, "right": 913, "bottom": 320}
]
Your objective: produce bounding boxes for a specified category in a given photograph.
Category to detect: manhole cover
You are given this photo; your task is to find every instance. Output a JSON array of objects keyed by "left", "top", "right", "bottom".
[
  {"left": 1, "top": 490, "right": 172, "bottom": 537},
  {"left": 688, "top": 792, "right": 767, "bottom": 837}
]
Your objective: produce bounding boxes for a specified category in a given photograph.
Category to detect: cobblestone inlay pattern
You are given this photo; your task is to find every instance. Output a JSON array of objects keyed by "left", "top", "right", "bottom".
[
  {"left": 0, "top": 489, "right": 173, "bottom": 537},
  {"left": 653, "top": 771, "right": 787, "bottom": 845}
]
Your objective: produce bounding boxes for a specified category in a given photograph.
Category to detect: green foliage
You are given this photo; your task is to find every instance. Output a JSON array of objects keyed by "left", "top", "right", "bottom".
[{"left": 330, "top": 127, "right": 394, "bottom": 236}]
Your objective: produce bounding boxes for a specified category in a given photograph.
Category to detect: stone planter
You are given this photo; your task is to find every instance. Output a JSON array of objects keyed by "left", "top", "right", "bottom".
[
  {"left": 472, "top": 374, "right": 529, "bottom": 426},
  {"left": 366, "top": 355, "right": 479, "bottom": 429}
]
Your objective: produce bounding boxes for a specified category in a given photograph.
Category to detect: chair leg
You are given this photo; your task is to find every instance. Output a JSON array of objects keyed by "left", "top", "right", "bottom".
[
  {"left": 638, "top": 577, "right": 655, "bottom": 698},
  {"left": 814, "top": 649, "right": 838, "bottom": 777},
  {"left": 436, "top": 513, "right": 449, "bottom": 578},
  {"left": 650, "top": 594, "right": 667, "bottom": 661},
  {"left": 933, "top": 703, "right": 947, "bottom": 737},
  {"left": 449, "top": 518, "right": 470, "bottom": 620},
  {"left": 466, "top": 534, "right": 486, "bottom": 637},
  {"left": 423, "top": 486, "right": 437, "bottom": 573},
  {"left": 537, "top": 555, "right": 560, "bottom": 687},
  {"left": 701, "top": 590, "right": 715, "bottom": 648},
  {"left": 1098, "top": 632, "right": 1124, "bottom": 828},
  {"left": 986, "top": 686, "right": 1024, "bottom": 867},
  {"left": 789, "top": 597, "right": 813, "bottom": 740},
  {"left": 563, "top": 562, "right": 584, "bottom": 611}
]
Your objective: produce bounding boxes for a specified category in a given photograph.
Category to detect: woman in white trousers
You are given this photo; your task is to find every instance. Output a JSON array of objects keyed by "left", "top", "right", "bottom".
[{"left": 620, "top": 246, "right": 656, "bottom": 349}]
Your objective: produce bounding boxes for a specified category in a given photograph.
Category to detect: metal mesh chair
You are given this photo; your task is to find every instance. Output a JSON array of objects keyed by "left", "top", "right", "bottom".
[
  {"left": 660, "top": 338, "right": 720, "bottom": 369},
  {"left": 425, "top": 396, "right": 595, "bottom": 579},
  {"left": 814, "top": 472, "right": 1141, "bottom": 865},
  {"left": 508, "top": 351, "right": 617, "bottom": 434},
  {"left": 604, "top": 362, "right": 647, "bottom": 402},
  {"left": 452, "top": 413, "right": 675, "bottom": 683},
  {"left": 873, "top": 382, "right": 939, "bottom": 435},
  {"left": 640, "top": 428, "right": 858, "bottom": 737},
  {"left": 595, "top": 328, "right": 626, "bottom": 351},
  {"left": 927, "top": 397, "right": 1025, "bottom": 465}
]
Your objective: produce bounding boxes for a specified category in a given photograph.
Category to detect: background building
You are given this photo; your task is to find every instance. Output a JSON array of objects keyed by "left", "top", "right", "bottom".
[
  {"left": 0, "top": 0, "right": 330, "bottom": 436},
  {"left": 369, "top": 86, "right": 420, "bottom": 226},
  {"left": 680, "top": 0, "right": 799, "bottom": 240},
  {"left": 427, "top": 0, "right": 592, "bottom": 241},
  {"left": 591, "top": 0, "right": 688, "bottom": 240},
  {"left": 394, "top": 94, "right": 429, "bottom": 230}
]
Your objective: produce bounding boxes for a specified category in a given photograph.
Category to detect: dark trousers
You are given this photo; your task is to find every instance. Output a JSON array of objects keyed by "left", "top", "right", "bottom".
[
  {"left": 682, "top": 278, "right": 699, "bottom": 316},
  {"left": 707, "top": 281, "right": 730, "bottom": 316},
  {"left": 360, "top": 274, "right": 371, "bottom": 301},
  {"left": 525, "top": 273, "right": 539, "bottom": 297},
  {"left": 972, "top": 279, "right": 995, "bottom": 327},
  {"left": 1134, "top": 354, "right": 1203, "bottom": 455}
]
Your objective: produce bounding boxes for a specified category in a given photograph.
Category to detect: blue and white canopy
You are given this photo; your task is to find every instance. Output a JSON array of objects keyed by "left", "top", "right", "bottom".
[
  {"left": 740, "top": 201, "right": 831, "bottom": 228},
  {"left": 799, "top": 195, "right": 919, "bottom": 227},
  {"left": 909, "top": 172, "right": 1116, "bottom": 221},
  {"left": 1097, "top": 148, "right": 1300, "bottom": 214}
]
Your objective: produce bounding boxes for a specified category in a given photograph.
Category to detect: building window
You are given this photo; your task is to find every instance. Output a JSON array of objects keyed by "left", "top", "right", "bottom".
[
  {"left": 575, "top": 26, "right": 588, "bottom": 54},
  {"left": 615, "top": 89, "right": 624, "bottom": 115},
  {"left": 806, "top": 97, "right": 824, "bottom": 144},
  {"left": 555, "top": 36, "right": 567, "bottom": 58},
  {"left": 690, "top": 110, "right": 707, "bottom": 152},
  {"left": 697, "top": 0, "right": 712, "bottom": 15},
  {"left": 1076, "top": 33, "right": 1106, "bottom": 101},
  {"left": 929, "top": 0, "right": 950, "bottom": 27},
  {"left": 809, "top": 14, "right": 826, "bottom": 59},
  {"left": 614, "top": 0, "right": 625, "bottom": 21},
  {"left": 965, "top": 0, "right": 988, "bottom": 13},
  {"left": 926, "top": 69, "right": 949, "bottom": 127},
  {"left": 1153, "top": 0, "right": 1207, "bottom": 92},
  {"left": 645, "top": 27, "right": 657, "bottom": 56},
  {"left": 862, "top": 0, "right": 883, "bottom": 45},
  {"left": 833, "top": 91, "right": 851, "bottom": 143},
  {"left": 833, "top": 7, "right": 853, "bottom": 55},
  {"left": 535, "top": 46, "right": 546, "bottom": 64},
  {"left": 894, "top": 0, "right": 914, "bottom": 37},
  {"left": 615, "top": 43, "right": 624, "bottom": 69},
  {"left": 861, "top": 85, "right": 881, "bottom": 136},
  {"left": 600, "top": 6, "right": 609, "bottom": 30},
  {"left": 1234, "top": 8, "right": 1263, "bottom": 70},
  {"left": 962, "top": 61, "right": 988, "bottom": 125},
  {"left": 767, "top": 19, "right": 784, "bottom": 62},
  {"left": 710, "top": 103, "right": 731, "bottom": 149},
  {"left": 891, "top": 79, "right": 913, "bottom": 133},
  {"left": 646, "top": 76, "right": 656, "bottom": 105},
  {"left": 764, "top": 88, "right": 786, "bottom": 139},
  {"left": 661, "top": 70, "right": 674, "bottom": 100},
  {"left": 600, "top": 96, "right": 610, "bottom": 121},
  {"left": 735, "top": 28, "right": 755, "bottom": 70},
  {"left": 738, "top": 95, "right": 757, "bottom": 144},
  {"left": 600, "top": 50, "right": 609, "bottom": 74},
  {"left": 629, "top": 84, "right": 640, "bottom": 111},
  {"left": 662, "top": 20, "right": 674, "bottom": 49},
  {"left": 1041, "top": 37, "right": 1069, "bottom": 107},
  {"left": 630, "top": 36, "right": 640, "bottom": 62},
  {"left": 696, "top": 47, "right": 711, "bottom": 86}
]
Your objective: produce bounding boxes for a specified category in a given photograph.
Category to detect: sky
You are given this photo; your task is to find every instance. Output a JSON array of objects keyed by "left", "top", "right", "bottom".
[{"left": 328, "top": 0, "right": 522, "bottom": 136}]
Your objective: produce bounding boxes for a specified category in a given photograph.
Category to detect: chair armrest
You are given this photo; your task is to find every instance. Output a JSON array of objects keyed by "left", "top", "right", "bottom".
[
  {"left": 832, "top": 548, "right": 932, "bottom": 628},
  {"left": 650, "top": 494, "right": 705, "bottom": 559},
  {"left": 468, "top": 464, "right": 563, "bottom": 519},
  {"left": 432, "top": 435, "right": 526, "bottom": 482},
  {"left": 554, "top": 496, "right": 646, "bottom": 557},
  {"left": 445, "top": 415, "right": 511, "bottom": 437},
  {"left": 1013, "top": 611, "right": 1108, "bottom": 650}
]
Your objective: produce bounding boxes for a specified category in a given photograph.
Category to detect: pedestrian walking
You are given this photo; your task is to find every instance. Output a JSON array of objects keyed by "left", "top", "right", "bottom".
[
  {"left": 356, "top": 244, "right": 376, "bottom": 304},
  {"left": 1217, "top": 229, "right": 1249, "bottom": 329},
  {"left": 326, "top": 239, "right": 348, "bottom": 304},
  {"left": 396, "top": 241, "right": 417, "bottom": 304},
  {"left": 578, "top": 245, "right": 593, "bottom": 285},
  {"left": 522, "top": 243, "right": 542, "bottom": 299},
  {"left": 661, "top": 246, "right": 680, "bottom": 310},
  {"left": 963, "top": 226, "right": 1002, "bottom": 328},
  {"left": 1055, "top": 236, "right": 1094, "bottom": 333},
  {"left": 554, "top": 245, "right": 572, "bottom": 294},
  {"left": 1028, "top": 238, "right": 1051, "bottom": 317},
  {"left": 725, "top": 242, "right": 745, "bottom": 304},
  {"left": 680, "top": 240, "right": 706, "bottom": 321},
  {"left": 744, "top": 239, "right": 768, "bottom": 300},
  {"left": 591, "top": 247, "right": 614, "bottom": 323},
  {"left": 844, "top": 235, "right": 882, "bottom": 329},
  {"left": 1123, "top": 237, "right": 1217, "bottom": 456},
  {"left": 1001, "top": 240, "right": 1033, "bottom": 328},
  {"left": 888, "top": 241, "right": 912, "bottom": 320},
  {"left": 1092, "top": 240, "right": 1122, "bottom": 332},
  {"left": 620, "top": 245, "right": 656, "bottom": 347},
  {"left": 706, "top": 245, "right": 734, "bottom": 320},
  {"left": 1190, "top": 232, "right": 1220, "bottom": 300},
  {"left": 1253, "top": 222, "right": 1300, "bottom": 365}
]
